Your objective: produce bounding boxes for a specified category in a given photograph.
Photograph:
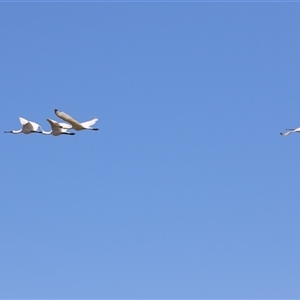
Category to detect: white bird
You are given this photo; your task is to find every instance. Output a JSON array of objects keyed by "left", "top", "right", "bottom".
[
  {"left": 280, "top": 127, "right": 300, "bottom": 136},
  {"left": 4, "top": 117, "right": 42, "bottom": 134},
  {"left": 54, "top": 109, "right": 99, "bottom": 131},
  {"left": 41, "top": 119, "right": 75, "bottom": 136}
]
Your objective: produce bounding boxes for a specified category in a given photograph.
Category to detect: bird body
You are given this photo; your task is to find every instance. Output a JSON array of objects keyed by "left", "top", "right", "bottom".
[
  {"left": 280, "top": 127, "right": 300, "bottom": 136},
  {"left": 55, "top": 109, "right": 99, "bottom": 131},
  {"left": 41, "top": 119, "right": 75, "bottom": 136},
  {"left": 4, "top": 117, "right": 42, "bottom": 134}
]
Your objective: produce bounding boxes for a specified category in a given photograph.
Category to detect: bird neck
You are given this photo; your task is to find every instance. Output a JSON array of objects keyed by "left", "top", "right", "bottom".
[
  {"left": 41, "top": 130, "right": 52, "bottom": 135},
  {"left": 12, "top": 129, "right": 22, "bottom": 134}
]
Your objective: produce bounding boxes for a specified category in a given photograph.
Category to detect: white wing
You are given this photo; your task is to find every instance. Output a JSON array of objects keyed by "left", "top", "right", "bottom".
[
  {"left": 29, "top": 121, "right": 41, "bottom": 132},
  {"left": 81, "top": 117, "right": 98, "bottom": 128},
  {"left": 19, "top": 117, "right": 29, "bottom": 125},
  {"left": 46, "top": 119, "right": 74, "bottom": 136},
  {"left": 59, "top": 122, "right": 72, "bottom": 129},
  {"left": 19, "top": 117, "right": 41, "bottom": 132},
  {"left": 47, "top": 119, "right": 70, "bottom": 135},
  {"left": 47, "top": 118, "right": 62, "bottom": 128},
  {"left": 55, "top": 109, "right": 81, "bottom": 128}
]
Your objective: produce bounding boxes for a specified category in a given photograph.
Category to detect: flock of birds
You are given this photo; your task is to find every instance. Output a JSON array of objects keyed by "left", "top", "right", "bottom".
[
  {"left": 4, "top": 109, "right": 99, "bottom": 136},
  {"left": 7, "top": 109, "right": 298, "bottom": 137}
]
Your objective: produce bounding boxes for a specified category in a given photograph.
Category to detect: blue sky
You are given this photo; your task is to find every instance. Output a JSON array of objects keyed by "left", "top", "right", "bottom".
[{"left": 1, "top": 2, "right": 300, "bottom": 299}]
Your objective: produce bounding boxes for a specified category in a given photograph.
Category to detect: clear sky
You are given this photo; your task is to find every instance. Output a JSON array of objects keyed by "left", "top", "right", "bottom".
[{"left": 1, "top": 2, "right": 300, "bottom": 299}]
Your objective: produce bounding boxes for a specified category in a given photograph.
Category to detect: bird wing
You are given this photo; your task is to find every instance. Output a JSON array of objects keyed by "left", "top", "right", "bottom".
[
  {"left": 81, "top": 117, "right": 98, "bottom": 128},
  {"left": 55, "top": 109, "right": 81, "bottom": 127},
  {"left": 47, "top": 118, "right": 62, "bottom": 129},
  {"left": 59, "top": 122, "right": 72, "bottom": 129},
  {"left": 29, "top": 121, "right": 41, "bottom": 132},
  {"left": 19, "top": 117, "right": 29, "bottom": 125},
  {"left": 19, "top": 117, "right": 41, "bottom": 132},
  {"left": 47, "top": 119, "right": 71, "bottom": 134}
]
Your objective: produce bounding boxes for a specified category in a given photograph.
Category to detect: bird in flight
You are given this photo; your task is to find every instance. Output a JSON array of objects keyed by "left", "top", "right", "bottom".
[
  {"left": 280, "top": 127, "right": 300, "bottom": 136},
  {"left": 4, "top": 117, "right": 43, "bottom": 134},
  {"left": 41, "top": 119, "right": 75, "bottom": 136},
  {"left": 54, "top": 109, "right": 99, "bottom": 131}
]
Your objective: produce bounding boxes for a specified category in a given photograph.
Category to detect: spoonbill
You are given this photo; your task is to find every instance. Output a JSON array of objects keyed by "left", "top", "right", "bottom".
[
  {"left": 280, "top": 127, "right": 300, "bottom": 136},
  {"left": 54, "top": 109, "right": 99, "bottom": 131},
  {"left": 4, "top": 117, "right": 42, "bottom": 134},
  {"left": 41, "top": 119, "right": 75, "bottom": 136}
]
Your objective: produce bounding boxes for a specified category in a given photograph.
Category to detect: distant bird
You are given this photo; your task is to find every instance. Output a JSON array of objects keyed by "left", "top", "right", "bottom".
[
  {"left": 54, "top": 109, "right": 99, "bottom": 131},
  {"left": 280, "top": 127, "right": 300, "bottom": 136},
  {"left": 4, "top": 117, "right": 42, "bottom": 134},
  {"left": 41, "top": 119, "right": 75, "bottom": 136}
]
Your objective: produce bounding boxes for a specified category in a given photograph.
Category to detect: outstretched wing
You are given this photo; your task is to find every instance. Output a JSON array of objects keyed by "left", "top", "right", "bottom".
[
  {"left": 81, "top": 117, "right": 98, "bottom": 128},
  {"left": 47, "top": 118, "right": 62, "bottom": 129},
  {"left": 47, "top": 118, "right": 72, "bottom": 134},
  {"left": 59, "top": 122, "right": 72, "bottom": 129},
  {"left": 29, "top": 121, "right": 42, "bottom": 132},
  {"left": 19, "top": 117, "right": 41, "bottom": 132},
  {"left": 55, "top": 109, "right": 81, "bottom": 128},
  {"left": 19, "top": 117, "right": 29, "bottom": 125}
]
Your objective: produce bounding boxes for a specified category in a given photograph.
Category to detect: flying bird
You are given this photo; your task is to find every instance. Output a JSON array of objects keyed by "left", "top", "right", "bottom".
[
  {"left": 4, "top": 117, "right": 42, "bottom": 134},
  {"left": 280, "top": 127, "right": 300, "bottom": 136},
  {"left": 54, "top": 109, "right": 99, "bottom": 131},
  {"left": 41, "top": 119, "right": 75, "bottom": 136}
]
